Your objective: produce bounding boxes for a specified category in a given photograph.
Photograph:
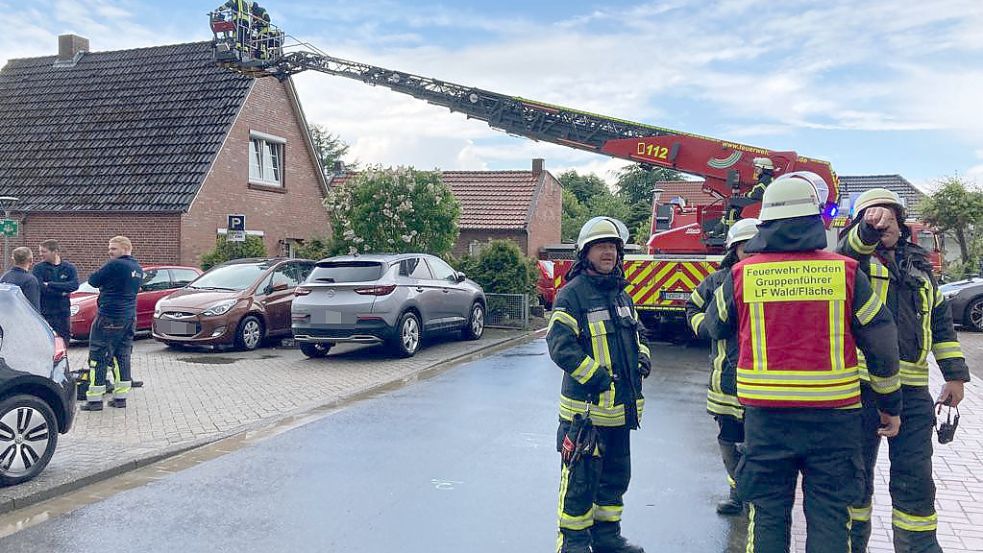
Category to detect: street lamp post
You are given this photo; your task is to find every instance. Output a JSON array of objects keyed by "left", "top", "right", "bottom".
[{"left": 0, "top": 196, "right": 19, "bottom": 272}]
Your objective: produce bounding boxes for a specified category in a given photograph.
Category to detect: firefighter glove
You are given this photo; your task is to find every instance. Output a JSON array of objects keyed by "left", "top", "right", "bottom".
[{"left": 584, "top": 368, "right": 613, "bottom": 394}]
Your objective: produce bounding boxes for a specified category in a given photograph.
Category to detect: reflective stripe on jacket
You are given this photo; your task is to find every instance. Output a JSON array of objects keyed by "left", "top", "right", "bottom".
[
  {"left": 546, "top": 273, "right": 648, "bottom": 428},
  {"left": 685, "top": 268, "right": 743, "bottom": 420}
]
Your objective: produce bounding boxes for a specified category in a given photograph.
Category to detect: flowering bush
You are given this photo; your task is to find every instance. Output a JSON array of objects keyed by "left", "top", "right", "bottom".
[{"left": 327, "top": 166, "right": 460, "bottom": 256}]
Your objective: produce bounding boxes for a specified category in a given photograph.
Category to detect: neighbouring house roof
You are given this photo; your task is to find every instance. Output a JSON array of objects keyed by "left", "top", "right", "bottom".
[
  {"left": 0, "top": 41, "right": 252, "bottom": 212},
  {"left": 839, "top": 175, "right": 926, "bottom": 218},
  {"left": 657, "top": 180, "right": 717, "bottom": 207},
  {"left": 328, "top": 170, "right": 546, "bottom": 230}
]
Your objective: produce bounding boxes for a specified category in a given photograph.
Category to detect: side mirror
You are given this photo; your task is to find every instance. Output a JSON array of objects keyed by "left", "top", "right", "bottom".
[
  {"left": 270, "top": 282, "right": 289, "bottom": 293},
  {"left": 455, "top": 272, "right": 466, "bottom": 283}
]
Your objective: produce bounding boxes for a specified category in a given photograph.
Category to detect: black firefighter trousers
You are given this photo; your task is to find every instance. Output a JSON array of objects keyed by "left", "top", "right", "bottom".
[
  {"left": 555, "top": 423, "right": 631, "bottom": 551},
  {"left": 739, "top": 407, "right": 864, "bottom": 553},
  {"left": 851, "top": 386, "right": 941, "bottom": 553}
]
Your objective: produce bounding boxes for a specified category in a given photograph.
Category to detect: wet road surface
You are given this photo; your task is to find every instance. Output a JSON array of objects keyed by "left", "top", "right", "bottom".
[{"left": 0, "top": 337, "right": 746, "bottom": 552}]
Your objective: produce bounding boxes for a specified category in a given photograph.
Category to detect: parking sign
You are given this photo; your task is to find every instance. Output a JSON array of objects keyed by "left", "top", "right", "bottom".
[{"left": 227, "top": 214, "right": 246, "bottom": 242}]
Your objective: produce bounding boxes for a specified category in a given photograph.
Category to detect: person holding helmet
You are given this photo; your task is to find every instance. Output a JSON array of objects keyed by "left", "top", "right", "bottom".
[
  {"left": 685, "top": 217, "right": 761, "bottom": 516},
  {"left": 838, "top": 187, "right": 970, "bottom": 553},
  {"left": 546, "top": 216, "right": 651, "bottom": 553},
  {"left": 701, "top": 172, "right": 902, "bottom": 552}
]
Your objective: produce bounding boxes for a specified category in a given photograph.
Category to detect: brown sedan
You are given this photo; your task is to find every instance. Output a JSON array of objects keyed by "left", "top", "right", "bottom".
[{"left": 152, "top": 258, "right": 314, "bottom": 350}]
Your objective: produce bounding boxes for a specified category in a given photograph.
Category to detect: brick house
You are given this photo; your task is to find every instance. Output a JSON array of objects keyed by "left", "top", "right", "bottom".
[
  {"left": 327, "top": 159, "right": 562, "bottom": 258},
  {"left": 838, "top": 174, "right": 926, "bottom": 218},
  {"left": 0, "top": 36, "right": 329, "bottom": 276}
]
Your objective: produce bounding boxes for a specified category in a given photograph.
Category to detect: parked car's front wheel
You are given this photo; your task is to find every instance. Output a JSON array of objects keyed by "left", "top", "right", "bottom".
[
  {"left": 966, "top": 297, "right": 983, "bottom": 331},
  {"left": 300, "top": 342, "right": 332, "bottom": 358},
  {"left": 462, "top": 302, "right": 485, "bottom": 341},
  {"left": 392, "top": 311, "right": 422, "bottom": 358},
  {"left": 235, "top": 315, "right": 265, "bottom": 351},
  {"left": 0, "top": 394, "right": 59, "bottom": 487}
]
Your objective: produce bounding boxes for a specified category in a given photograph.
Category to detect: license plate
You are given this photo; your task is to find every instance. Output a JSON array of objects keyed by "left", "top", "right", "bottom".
[
  {"left": 661, "top": 291, "right": 690, "bottom": 301},
  {"left": 158, "top": 320, "right": 196, "bottom": 336},
  {"left": 312, "top": 310, "right": 342, "bottom": 324}
]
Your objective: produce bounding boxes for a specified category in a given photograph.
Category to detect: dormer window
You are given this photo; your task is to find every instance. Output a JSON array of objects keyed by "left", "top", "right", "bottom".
[{"left": 249, "top": 131, "right": 285, "bottom": 187}]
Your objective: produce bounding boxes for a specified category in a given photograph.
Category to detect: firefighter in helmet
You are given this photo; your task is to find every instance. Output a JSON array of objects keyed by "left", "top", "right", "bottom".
[
  {"left": 746, "top": 157, "right": 775, "bottom": 200},
  {"left": 685, "top": 217, "right": 761, "bottom": 516},
  {"left": 546, "top": 216, "right": 650, "bottom": 553},
  {"left": 839, "top": 187, "right": 970, "bottom": 553},
  {"left": 702, "top": 172, "right": 902, "bottom": 551}
]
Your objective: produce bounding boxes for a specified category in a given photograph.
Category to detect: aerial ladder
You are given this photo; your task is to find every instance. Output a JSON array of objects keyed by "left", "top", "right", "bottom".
[{"left": 208, "top": 8, "right": 842, "bottom": 330}]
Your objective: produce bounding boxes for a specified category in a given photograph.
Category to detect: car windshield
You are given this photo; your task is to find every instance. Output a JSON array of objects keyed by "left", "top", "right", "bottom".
[
  {"left": 309, "top": 261, "right": 385, "bottom": 283},
  {"left": 77, "top": 282, "right": 99, "bottom": 294},
  {"left": 190, "top": 264, "right": 266, "bottom": 291}
]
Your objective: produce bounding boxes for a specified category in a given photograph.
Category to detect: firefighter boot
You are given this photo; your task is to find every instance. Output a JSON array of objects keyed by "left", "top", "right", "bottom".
[
  {"left": 556, "top": 529, "right": 591, "bottom": 553},
  {"left": 716, "top": 440, "right": 744, "bottom": 515},
  {"left": 591, "top": 521, "right": 644, "bottom": 553}
]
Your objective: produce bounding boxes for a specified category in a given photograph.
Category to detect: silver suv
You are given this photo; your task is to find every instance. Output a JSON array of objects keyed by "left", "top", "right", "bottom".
[{"left": 291, "top": 254, "right": 485, "bottom": 358}]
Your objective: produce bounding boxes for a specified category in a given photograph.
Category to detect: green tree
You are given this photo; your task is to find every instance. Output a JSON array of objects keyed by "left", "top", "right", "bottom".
[
  {"left": 327, "top": 166, "right": 461, "bottom": 256},
  {"left": 461, "top": 239, "right": 538, "bottom": 295},
  {"left": 585, "top": 193, "right": 631, "bottom": 224},
  {"left": 309, "top": 123, "right": 353, "bottom": 176},
  {"left": 615, "top": 164, "right": 683, "bottom": 234},
  {"left": 558, "top": 170, "right": 609, "bottom": 204},
  {"left": 919, "top": 176, "right": 983, "bottom": 263},
  {"left": 200, "top": 234, "right": 267, "bottom": 271},
  {"left": 294, "top": 236, "right": 338, "bottom": 261},
  {"left": 561, "top": 188, "right": 589, "bottom": 242}
]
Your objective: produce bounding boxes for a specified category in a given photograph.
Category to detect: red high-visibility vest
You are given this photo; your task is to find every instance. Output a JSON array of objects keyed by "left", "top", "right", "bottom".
[{"left": 732, "top": 250, "right": 861, "bottom": 409}]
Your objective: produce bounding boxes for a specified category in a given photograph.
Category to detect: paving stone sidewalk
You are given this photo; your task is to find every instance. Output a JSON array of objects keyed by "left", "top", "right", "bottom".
[
  {"left": 0, "top": 329, "right": 530, "bottom": 514},
  {"left": 791, "top": 330, "right": 983, "bottom": 553}
]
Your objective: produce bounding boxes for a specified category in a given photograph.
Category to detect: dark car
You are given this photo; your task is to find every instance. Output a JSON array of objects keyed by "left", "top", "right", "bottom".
[
  {"left": 0, "top": 284, "right": 75, "bottom": 486},
  {"left": 70, "top": 264, "right": 202, "bottom": 340},
  {"left": 152, "top": 258, "right": 315, "bottom": 350},
  {"left": 940, "top": 276, "right": 983, "bottom": 331}
]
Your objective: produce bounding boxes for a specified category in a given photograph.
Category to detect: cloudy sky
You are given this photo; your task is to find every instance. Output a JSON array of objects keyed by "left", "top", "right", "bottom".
[{"left": 2, "top": 0, "right": 982, "bottom": 189}]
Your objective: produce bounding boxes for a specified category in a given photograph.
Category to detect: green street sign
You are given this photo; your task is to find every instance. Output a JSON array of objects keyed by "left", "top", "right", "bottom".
[{"left": 1, "top": 219, "right": 18, "bottom": 237}]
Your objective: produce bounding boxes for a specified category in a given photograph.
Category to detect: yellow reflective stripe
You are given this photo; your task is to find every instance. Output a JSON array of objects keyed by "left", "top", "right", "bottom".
[
  {"left": 749, "top": 302, "right": 767, "bottom": 371},
  {"left": 746, "top": 503, "right": 756, "bottom": 553},
  {"left": 727, "top": 475, "right": 736, "bottom": 488},
  {"left": 899, "top": 367, "right": 930, "bottom": 387},
  {"left": 830, "top": 301, "right": 844, "bottom": 372},
  {"left": 850, "top": 503, "right": 873, "bottom": 522},
  {"left": 690, "top": 289, "right": 705, "bottom": 308},
  {"left": 557, "top": 464, "right": 594, "bottom": 530},
  {"left": 855, "top": 293, "right": 882, "bottom": 326},
  {"left": 558, "top": 396, "right": 627, "bottom": 427},
  {"left": 638, "top": 339, "right": 650, "bottom": 358},
  {"left": 736, "top": 381, "right": 861, "bottom": 402},
  {"left": 710, "top": 339, "right": 727, "bottom": 392},
  {"left": 892, "top": 508, "right": 937, "bottom": 532},
  {"left": 869, "top": 261, "right": 890, "bottom": 303},
  {"left": 548, "top": 310, "right": 580, "bottom": 335},
  {"left": 934, "top": 287, "right": 944, "bottom": 307},
  {"left": 917, "top": 286, "right": 932, "bottom": 365},
  {"left": 708, "top": 389, "right": 741, "bottom": 407},
  {"left": 689, "top": 312, "right": 706, "bottom": 335},
  {"left": 571, "top": 357, "right": 600, "bottom": 384},
  {"left": 737, "top": 368, "right": 859, "bottom": 385},
  {"left": 593, "top": 504, "right": 623, "bottom": 522},
  {"left": 848, "top": 226, "right": 877, "bottom": 255},
  {"left": 707, "top": 390, "right": 744, "bottom": 419},
  {"left": 714, "top": 285, "right": 729, "bottom": 323},
  {"left": 932, "top": 341, "right": 964, "bottom": 361},
  {"left": 868, "top": 373, "right": 901, "bottom": 394}
]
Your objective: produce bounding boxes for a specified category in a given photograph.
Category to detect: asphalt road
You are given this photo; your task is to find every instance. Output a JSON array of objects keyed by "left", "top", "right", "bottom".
[{"left": 0, "top": 337, "right": 745, "bottom": 553}]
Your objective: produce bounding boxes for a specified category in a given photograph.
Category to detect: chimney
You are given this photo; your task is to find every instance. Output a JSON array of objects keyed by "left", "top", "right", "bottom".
[
  {"left": 55, "top": 34, "right": 89, "bottom": 67},
  {"left": 532, "top": 158, "right": 544, "bottom": 176}
]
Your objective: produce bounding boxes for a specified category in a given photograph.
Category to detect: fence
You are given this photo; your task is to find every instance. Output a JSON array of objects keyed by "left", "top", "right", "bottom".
[{"left": 484, "top": 293, "right": 529, "bottom": 329}]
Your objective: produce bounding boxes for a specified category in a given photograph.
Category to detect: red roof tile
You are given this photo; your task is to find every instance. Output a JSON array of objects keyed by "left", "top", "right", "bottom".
[
  {"left": 329, "top": 170, "right": 541, "bottom": 230},
  {"left": 657, "top": 180, "right": 717, "bottom": 207}
]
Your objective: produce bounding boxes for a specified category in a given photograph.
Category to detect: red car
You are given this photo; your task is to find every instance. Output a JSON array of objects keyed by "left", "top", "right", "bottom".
[{"left": 69, "top": 265, "right": 203, "bottom": 341}]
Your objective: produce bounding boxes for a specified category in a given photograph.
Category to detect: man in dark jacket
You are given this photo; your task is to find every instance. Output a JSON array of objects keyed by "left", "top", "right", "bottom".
[
  {"left": 32, "top": 240, "right": 79, "bottom": 340},
  {"left": 1, "top": 247, "right": 40, "bottom": 311},
  {"left": 81, "top": 236, "right": 144, "bottom": 412},
  {"left": 839, "top": 188, "right": 970, "bottom": 553},
  {"left": 547, "top": 216, "right": 650, "bottom": 553},
  {"left": 702, "top": 172, "right": 902, "bottom": 552},
  {"left": 685, "top": 217, "right": 760, "bottom": 516}
]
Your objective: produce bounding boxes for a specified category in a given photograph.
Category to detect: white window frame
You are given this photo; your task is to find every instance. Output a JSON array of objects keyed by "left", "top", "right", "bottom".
[{"left": 248, "top": 131, "right": 286, "bottom": 187}]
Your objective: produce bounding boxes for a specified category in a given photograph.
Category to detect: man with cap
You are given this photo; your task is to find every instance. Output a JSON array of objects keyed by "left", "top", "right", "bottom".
[
  {"left": 685, "top": 217, "right": 761, "bottom": 516},
  {"left": 702, "top": 172, "right": 902, "bottom": 551},
  {"left": 839, "top": 188, "right": 970, "bottom": 553},
  {"left": 546, "top": 216, "right": 651, "bottom": 553}
]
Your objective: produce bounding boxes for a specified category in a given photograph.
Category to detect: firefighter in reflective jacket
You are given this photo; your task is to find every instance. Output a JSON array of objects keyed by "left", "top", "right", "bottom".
[
  {"left": 839, "top": 187, "right": 970, "bottom": 553},
  {"left": 702, "top": 172, "right": 903, "bottom": 552},
  {"left": 547, "top": 216, "right": 651, "bottom": 553},
  {"left": 222, "top": 0, "right": 251, "bottom": 55},
  {"left": 685, "top": 217, "right": 761, "bottom": 516}
]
